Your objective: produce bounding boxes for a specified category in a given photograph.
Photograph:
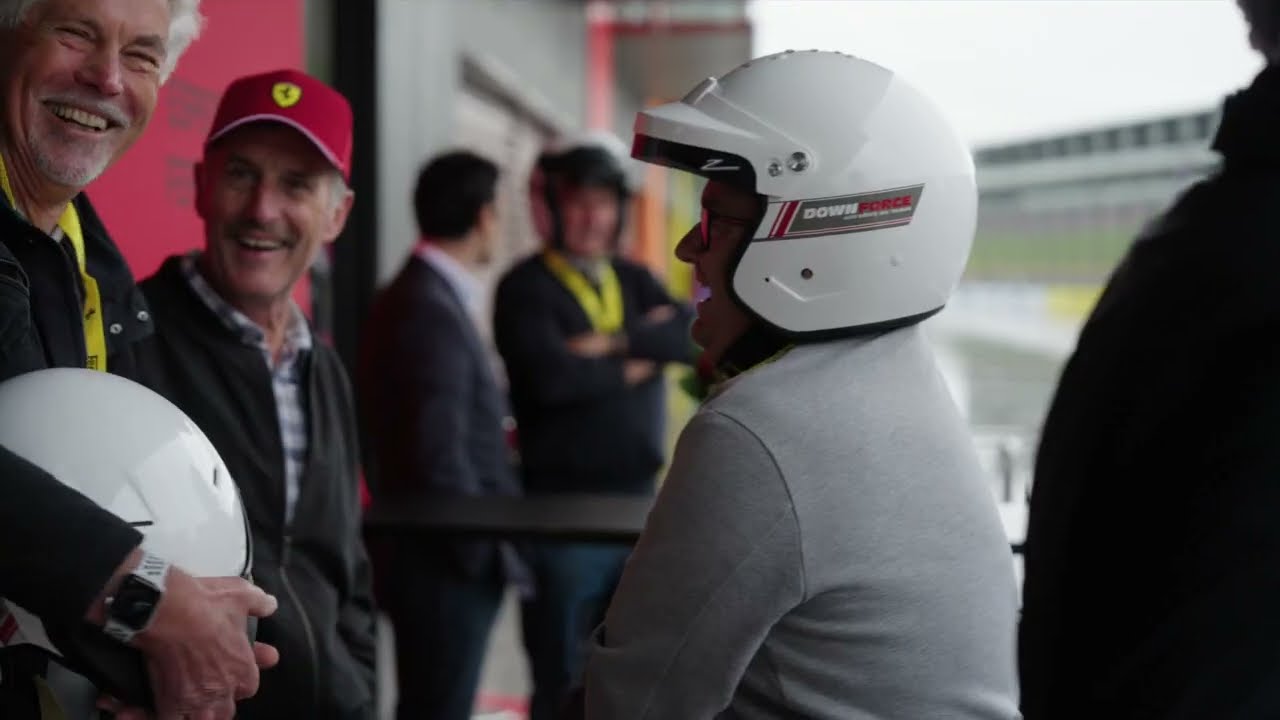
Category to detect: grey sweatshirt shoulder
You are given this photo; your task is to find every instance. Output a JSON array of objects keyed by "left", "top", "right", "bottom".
[{"left": 586, "top": 326, "right": 1019, "bottom": 720}]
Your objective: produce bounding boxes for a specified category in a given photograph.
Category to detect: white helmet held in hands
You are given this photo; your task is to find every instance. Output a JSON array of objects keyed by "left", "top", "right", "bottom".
[{"left": 0, "top": 368, "right": 252, "bottom": 708}]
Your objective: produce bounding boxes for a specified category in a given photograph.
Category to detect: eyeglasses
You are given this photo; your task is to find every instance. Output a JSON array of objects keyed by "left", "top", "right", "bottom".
[{"left": 698, "top": 208, "right": 756, "bottom": 251}]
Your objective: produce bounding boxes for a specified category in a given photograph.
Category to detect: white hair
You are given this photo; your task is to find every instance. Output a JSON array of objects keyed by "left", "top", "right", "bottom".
[
  {"left": 328, "top": 172, "right": 351, "bottom": 213},
  {"left": 0, "top": 0, "right": 205, "bottom": 82}
]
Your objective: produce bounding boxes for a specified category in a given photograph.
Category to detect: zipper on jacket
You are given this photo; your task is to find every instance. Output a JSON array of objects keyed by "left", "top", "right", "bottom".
[{"left": 280, "top": 534, "right": 321, "bottom": 710}]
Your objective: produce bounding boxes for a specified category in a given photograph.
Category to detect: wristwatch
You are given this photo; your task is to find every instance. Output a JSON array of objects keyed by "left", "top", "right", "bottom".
[{"left": 103, "top": 551, "right": 171, "bottom": 644}]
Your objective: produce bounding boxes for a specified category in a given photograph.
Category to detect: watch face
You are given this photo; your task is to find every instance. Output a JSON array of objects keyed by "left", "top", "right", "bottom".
[{"left": 111, "top": 575, "right": 160, "bottom": 630}]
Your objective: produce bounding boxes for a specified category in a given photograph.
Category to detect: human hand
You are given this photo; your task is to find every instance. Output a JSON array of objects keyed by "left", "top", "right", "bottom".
[
  {"left": 567, "top": 332, "right": 624, "bottom": 358},
  {"left": 100, "top": 571, "right": 279, "bottom": 720},
  {"left": 642, "top": 305, "right": 676, "bottom": 325},
  {"left": 623, "top": 359, "right": 657, "bottom": 385}
]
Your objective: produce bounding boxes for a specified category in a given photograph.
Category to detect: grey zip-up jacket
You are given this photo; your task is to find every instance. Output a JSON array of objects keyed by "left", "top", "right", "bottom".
[{"left": 585, "top": 326, "right": 1020, "bottom": 719}]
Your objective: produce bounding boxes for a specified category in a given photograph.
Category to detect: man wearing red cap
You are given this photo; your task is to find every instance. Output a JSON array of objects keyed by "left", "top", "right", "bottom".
[{"left": 133, "top": 68, "right": 377, "bottom": 719}]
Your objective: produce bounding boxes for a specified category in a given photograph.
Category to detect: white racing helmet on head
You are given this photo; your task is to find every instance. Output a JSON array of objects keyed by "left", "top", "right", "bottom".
[
  {"left": 632, "top": 49, "right": 977, "bottom": 336},
  {"left": 0, "top": 368, "right": 252, "bottom": 709}
]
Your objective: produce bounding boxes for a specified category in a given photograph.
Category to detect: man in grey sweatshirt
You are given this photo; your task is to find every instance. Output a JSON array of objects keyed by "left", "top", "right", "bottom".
[{"left": 582, "top": 50, "right": 1021, "bottom": 719}]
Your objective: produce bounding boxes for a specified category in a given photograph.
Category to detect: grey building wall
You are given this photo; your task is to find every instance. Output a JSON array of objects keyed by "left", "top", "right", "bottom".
[
  {"left": 375, "top": 0, "right": 599, "bottom": 284},
  {"left": 306, "top": 0, "right": 722, "bottom": 366},
  {"left": 458, "top": 0, "right": 587, "bottom": 129},
  {"left": 377, "top": 0, "right": 463, "bottom": 284},
  {"left": 612, "top": 90, "right": 644, "bottom": 153}
]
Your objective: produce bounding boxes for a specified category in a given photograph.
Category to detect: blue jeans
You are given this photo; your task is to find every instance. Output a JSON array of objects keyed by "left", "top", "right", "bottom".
[
  {"left": 520, "top": 542, "right": 631, "bottom": 720},
  {"left": 387, "top": 565, "right": 504, "bottom": 720}
]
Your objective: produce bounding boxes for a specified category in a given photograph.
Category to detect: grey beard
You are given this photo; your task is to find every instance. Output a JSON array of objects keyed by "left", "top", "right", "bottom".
[{"left": 34, "top": 144, "right": 109, "bottom": 189}]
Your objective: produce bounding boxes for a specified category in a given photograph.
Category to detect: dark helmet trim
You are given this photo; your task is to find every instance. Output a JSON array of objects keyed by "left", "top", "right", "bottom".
[
  {"left": 631, "top": 134, "right": 757, "bottom": 193},
  {"left": 538, "top": 145, "right": 631, "bottom": 196}
]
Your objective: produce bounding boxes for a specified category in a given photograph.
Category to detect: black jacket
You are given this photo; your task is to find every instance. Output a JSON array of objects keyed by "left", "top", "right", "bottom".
[
  {"left": 358, "top": 255, "right": 526, "bottom": 583},
  {"left": 0, "top": 192, "right": 151, "bottom": 640},
  {"left": 493, "top": 253, "right": 693, "bottom": 494},
  {"left": 1020, "top": 63, "right": 1280, "bottom": 719},
  {"left": 136, "top": 257, "right": 377, "bottom": 719}
]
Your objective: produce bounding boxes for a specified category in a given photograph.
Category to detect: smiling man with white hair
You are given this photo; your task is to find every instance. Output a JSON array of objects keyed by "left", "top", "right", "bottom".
[
  {"left": 0, "top": 0, "right": 202, "bottom": 218},
  {"left": 0, "top": 2, "right": 282, "bottom": 720}
]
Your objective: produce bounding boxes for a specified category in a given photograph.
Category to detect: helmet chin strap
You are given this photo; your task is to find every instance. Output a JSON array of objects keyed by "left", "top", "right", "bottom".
[{"left": 714, "top": 321, "right": 791, "bottom": 382}]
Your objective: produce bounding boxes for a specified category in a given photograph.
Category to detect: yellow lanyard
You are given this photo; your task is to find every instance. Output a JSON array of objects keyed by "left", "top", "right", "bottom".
[
  {"left": 543, "top": 250, "right": 624, "bottom": 334},
  {"left": 0, "top": 154, "right": 107, "bottom": 371}
]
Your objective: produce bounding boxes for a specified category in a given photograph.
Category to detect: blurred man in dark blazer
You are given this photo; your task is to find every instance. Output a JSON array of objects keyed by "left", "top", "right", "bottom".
[{"left": 358, "top": 150, "right": 528, "bottom": 720}]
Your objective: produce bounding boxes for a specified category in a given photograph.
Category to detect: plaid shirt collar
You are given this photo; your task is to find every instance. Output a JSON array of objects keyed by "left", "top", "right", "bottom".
[{"left": 180, "top": 252, "right": 312, "bottom": 361}]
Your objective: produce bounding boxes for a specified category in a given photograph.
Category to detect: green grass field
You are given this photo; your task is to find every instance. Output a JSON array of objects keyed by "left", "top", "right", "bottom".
[{"left": 965, "top": 229, "right": 1136, "bottom": 283}]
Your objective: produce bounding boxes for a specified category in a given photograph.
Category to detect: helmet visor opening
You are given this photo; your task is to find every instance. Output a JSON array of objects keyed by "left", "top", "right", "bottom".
[{"left": 631, "top": 134, "right": 757, "bottom": 192}]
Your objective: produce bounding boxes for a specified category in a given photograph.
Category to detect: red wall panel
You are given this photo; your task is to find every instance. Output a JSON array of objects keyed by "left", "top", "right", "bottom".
[{"left": 89, "top": 0, "right": 308, "bottom": 306}]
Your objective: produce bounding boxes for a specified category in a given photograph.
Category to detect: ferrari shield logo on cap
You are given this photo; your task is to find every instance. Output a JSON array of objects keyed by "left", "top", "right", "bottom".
[{"left": 271, "top": 82, "right": 302, "bottom": 108}]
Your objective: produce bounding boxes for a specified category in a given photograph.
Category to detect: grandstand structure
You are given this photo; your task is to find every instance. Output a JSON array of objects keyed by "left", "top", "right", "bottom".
[
  {"left": 931, "top": 104, "right": 1225, "bottom": 362},
  {"left": 928, "top": 104, "right": 1228, "bottom": 533},
  {"left": 967, "top": 105, "right": 1222, "bottom": 285}
]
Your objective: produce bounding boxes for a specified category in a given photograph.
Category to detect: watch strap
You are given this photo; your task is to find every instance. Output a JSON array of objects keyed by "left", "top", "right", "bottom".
[{"left": 103, "top": 551, "right": 170, "bottom": 644}]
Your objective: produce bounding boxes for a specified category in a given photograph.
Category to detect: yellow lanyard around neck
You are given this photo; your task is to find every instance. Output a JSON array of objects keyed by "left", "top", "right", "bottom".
[
  {"left": 543, "top": 250, "right": 624, "bottom": 334},
  {"left": 0, "top": 153, "right": 107, "bottom": 371}
]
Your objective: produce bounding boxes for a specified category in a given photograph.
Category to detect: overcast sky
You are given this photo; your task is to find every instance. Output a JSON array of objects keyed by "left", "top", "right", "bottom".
[{"left": 749, "top": 0, "right": 1264, "bottom": 146}]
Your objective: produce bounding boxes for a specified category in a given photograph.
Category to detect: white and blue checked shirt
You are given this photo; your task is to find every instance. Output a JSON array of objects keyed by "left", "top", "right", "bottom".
[{"left": 181, "top": 253, "right": 312, "bottom": 524}]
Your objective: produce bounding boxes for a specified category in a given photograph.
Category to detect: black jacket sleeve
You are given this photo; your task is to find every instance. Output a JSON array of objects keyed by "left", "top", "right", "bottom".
[
  {"left": 622, "top": 265, "right": 695, "bottom": 364},
  {"left": 0, "top": 445, "right": 140, "bottom": 624},
  {"left": 494, "top": 271, "right": 629, "bottom": 410}
]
